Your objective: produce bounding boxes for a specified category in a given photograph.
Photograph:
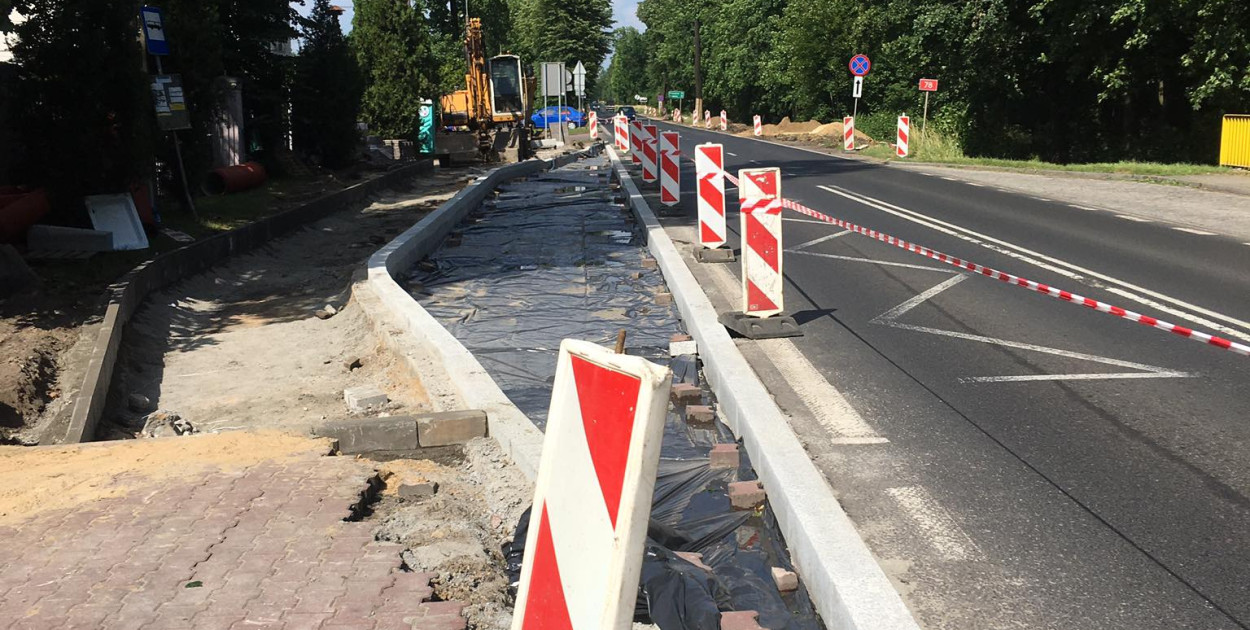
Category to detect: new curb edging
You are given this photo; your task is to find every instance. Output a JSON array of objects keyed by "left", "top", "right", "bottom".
[
  {"left": 605, "top": 146, "right": 922, "bottom": 630},
  {"left": 63, "top": 160, "right": 437, "bottom": 444},
  {"left": 354, "top": 147, "right": 601, "bottom": 481}
]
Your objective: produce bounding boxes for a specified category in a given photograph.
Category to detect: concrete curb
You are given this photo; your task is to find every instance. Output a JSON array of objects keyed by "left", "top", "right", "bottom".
[
  {"left": 63, "top": 160, "right": 437, "bottom": 444},
  {"left": 605, "top": 146, "right": 921, "bottom": 630},
  {"left": 354, "top": 147, "right": 601, "bottom": 480}
]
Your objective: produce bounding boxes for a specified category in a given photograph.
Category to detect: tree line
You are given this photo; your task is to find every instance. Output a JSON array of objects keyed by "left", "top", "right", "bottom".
[
  {"left": 602, "top": 0, "right": 1250, "bottom": 164},
  {"left": 0, "top": 0, "right": 612, "bottom": 209}
]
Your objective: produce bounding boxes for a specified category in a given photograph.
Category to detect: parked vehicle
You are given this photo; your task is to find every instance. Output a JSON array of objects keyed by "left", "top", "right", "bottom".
[{"left": 531, "top": 106, "right": 584, "bottom": 129}]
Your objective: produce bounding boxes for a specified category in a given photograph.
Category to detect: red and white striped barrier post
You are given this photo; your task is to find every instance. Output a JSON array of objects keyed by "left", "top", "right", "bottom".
[
  {"left": 719, "top": 110, "right": 728, "bottom": 131},
  {"left": 753, "top": 115, "right": 762, "bottom": 137},
  {"left": 739, "top": 168, "right": 785, "bottom": 318},
  {"left": 673, "top": 108, "right": 681, "bottom": 123},
  {"left": 614, "top": 116, "right": 627, "bottom": 151},
  {"left": 589, "top": 111, "right": 598, "bottom": 139},
  {"left": 704, "top": 110, "right": 712, "bottom": 129},
  {"left": 696, "top": 143, "right": 727, "bottom": 249},
  {"left": 511, "top": 339, "right": 670, "bottom": 630},
  {"left": 630, "top": 120, "right": 644, "bottom": 164},
  {"left": 843, "top": 116, "right": 855, "bottom": 151},
  {"left": 896, "top": 114, "right": 910, "bottom": 157},
  {"left": 641, "top": 124, "right": 659, "bottom": 183},
  {"left": 659, "top": 131, "right": 681, "bottom": 207}
]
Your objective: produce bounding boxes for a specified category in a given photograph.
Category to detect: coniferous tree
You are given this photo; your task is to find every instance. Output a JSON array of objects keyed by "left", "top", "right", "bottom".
[
  {"left": 352, "top": 0, "right": 435, "bottom": 140},
  {"left": 292, "top": 0, "right": 362, "bottom": 168}
]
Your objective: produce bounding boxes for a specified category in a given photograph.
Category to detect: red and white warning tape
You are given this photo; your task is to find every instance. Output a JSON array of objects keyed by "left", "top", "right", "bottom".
[{"left": 678, "top": 152, "right": 1250, "bottom": 357}]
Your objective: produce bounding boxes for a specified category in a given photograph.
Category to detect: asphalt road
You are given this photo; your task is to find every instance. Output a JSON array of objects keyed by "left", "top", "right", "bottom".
[{"left": 634, "top": 119, "right": 1250, "bottom": 630}]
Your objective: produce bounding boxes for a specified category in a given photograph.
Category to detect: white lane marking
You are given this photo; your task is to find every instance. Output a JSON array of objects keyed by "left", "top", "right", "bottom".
[
  {"left": 789, "top": 230, "right": 851, "bottom": 252},
  {"left": 817, "top": 184, "right": 1250, "bottom": 342},
  {"left": 940, "top": 176, "right": 959, "bottom": 181},
  {"left": 871, "top": 275, "right": 1193, "bottom": 382},
  {"left": 791, "top": 249, "right": 955, "bottom": 273},
  {"left": 966, "top": 182, "right": 986, "bottom": 187},
  {"left": 1115, "top": 214, "right": 1152, "bottom": 222},
  {"left": 784, "top": 217, "right": 839, "bottom": 226},
  {"left": 886, "top": 486, "right": 982, "bottom": 561},
  {"left": 756, "top": 338, "right": 889, "bottom": 443},
  {"left": 1173, "top": 227, "right": 1216, "bottom": 236},
  {"left": 1032, "top": 196, "right": 1053, "bottom": 202},
  {"left": 727, "top": 152, "right": 738, "bottom": 157},
  {"left": 700, "top": 256, "right": 888, "bottom": 444},
  {"left": 1071, "top": 204, "right": 1101, "bottom": 211}
]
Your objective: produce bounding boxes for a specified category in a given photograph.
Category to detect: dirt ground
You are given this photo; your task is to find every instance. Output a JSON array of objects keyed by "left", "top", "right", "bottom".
[
  {"left": 0, "top": 164, "right": 437, "bottom": 446},
  {"left": 0, "top": 429, "right": 334, "bottom": 525},
  {"left": 95, "top": 168, "right": 483, "bottom": 440},
  {"left": 371, "top": 438, "right": 533, "bottom": 630}
]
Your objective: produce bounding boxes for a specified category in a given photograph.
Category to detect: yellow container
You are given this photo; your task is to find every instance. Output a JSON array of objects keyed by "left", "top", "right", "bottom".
[{"left": 1220, "top": 115, "right": 1250, "bottom": 167}]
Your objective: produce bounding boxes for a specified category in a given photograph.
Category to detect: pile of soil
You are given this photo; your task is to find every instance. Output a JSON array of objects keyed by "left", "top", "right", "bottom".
[{"left": 372, "top": 437, "right": 532, "bottom": 630}]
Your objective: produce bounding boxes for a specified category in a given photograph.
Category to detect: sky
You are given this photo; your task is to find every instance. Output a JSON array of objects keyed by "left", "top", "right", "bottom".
[{"left": 293, "top": 1, "right": 644, "bottom": 36}]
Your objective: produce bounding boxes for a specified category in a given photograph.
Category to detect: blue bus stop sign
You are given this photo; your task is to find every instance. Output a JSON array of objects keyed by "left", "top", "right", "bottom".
[
  {"left": 849, "top": 54, "right": 871, "bottom": 77},
  {"left": 141, "top": 6, "right": 171, "bottom": 56}
]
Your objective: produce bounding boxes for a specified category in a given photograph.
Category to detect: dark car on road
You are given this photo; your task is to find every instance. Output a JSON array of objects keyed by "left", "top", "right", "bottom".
[{"left": 617, "top": 106, "right": 637, "bottom": 121}]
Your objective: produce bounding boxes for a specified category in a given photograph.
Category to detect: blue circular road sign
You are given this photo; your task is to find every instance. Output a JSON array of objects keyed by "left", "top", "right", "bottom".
[{"left": 849, "top": 54, "right": 872, "bottom": 77}]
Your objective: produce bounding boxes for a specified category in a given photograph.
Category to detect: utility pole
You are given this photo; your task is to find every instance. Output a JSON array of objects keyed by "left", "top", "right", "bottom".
[{"left": 692, "top": 18, "right": 702, "bottom": 123}]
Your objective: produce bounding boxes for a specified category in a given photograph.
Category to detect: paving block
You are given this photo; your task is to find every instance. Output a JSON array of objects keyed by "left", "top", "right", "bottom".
[
  {"left": 641, "top": 258, "right": 658, "bottom": 269},
  {"left": 670, "top": 333, "right": 693, "bottom": 343},
  {"left": 398, "top": 482, "right": 438, "bottom": 500},
  {"left": 669, "top": 339, "right": 697, "bottom": 357},
  {"left": 728, "top": 481, "right": 765, "bottom": 510},
  {"left": 687, "top": 405, "right": 715, "bottom": 424},
  {"left": 670, "top": 383, "right": 701, "bottom": 404},
  {"left": 721, "top": 610, "right": 765, "bottom": 630},
  {"left": 771, "top": 566, "right": 798, "bottom": 592},
  {"left": 674, "top": 551, "right": 712, "bottom": 572},
  {"left": 655, "top": 292, "right": 673, "bottom": 306},
  {"left": 344, "top": 386, "right": 388, "bottom": 412},
  {"left": 313, "top": 417, "right": 418, "bottom": 454},
  {"left": 416, "top": 410, "right": 487, "bottom": 447},
  {"left": 709, "top": 443, "right": 739, "bottom": 469}
]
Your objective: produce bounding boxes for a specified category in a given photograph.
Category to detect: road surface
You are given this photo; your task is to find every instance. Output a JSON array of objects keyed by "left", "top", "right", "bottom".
[{"left": 641, "top": 119, "right": 1250, "bottom": 630}]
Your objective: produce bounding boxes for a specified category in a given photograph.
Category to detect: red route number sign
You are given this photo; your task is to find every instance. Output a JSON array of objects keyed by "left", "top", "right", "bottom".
[{"left": 918, "top": 78, "right": 939, "bottom": 92}]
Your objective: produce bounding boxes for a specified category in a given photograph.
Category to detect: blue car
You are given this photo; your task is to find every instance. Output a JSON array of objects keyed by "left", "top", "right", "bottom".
[{"left": 531, "top": 106, "right": 585, "bottom": 129}]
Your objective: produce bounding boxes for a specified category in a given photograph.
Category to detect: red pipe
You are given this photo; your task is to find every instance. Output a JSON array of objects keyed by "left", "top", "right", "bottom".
[{"left": 204, "top": 162, "right": 267, "bottom": 195}]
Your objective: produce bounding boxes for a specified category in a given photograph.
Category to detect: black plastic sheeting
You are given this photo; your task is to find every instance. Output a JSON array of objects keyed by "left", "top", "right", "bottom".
[{"left": 407, "top": 157, "right": 821, "bottom": 630}]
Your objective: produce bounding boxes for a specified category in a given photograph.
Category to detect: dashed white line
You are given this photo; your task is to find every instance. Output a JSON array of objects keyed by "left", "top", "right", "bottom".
[
  {"left": 726, "top": 152, "right": 738, "bottom": 157},
  {"left": 940, "top": 176, "right": 959, "bottom": 182},
  {"left": 1070, "top": 204, "right": 1100, "bottom": 211},
  {"left": 965, "top": 182, "right": 986, "bottom": 187},
  {"left": 1173, "top": 227, "right": 1217, "bottom": 236},
  {"left": 1115, "top": 214, "right": 1152, "bottom": 222},
  {"left": 755, "top": 338, "right": 889, "bottom": 444},
  {"left": 886, "top": 486, "right": 982, "bottom": 561}
]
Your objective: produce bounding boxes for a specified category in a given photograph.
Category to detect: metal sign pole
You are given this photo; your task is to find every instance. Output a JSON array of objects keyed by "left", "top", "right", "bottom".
[
  {"left": 154, "top": 56, "right": 196, "bottom": 219},
  {"left": 923, "top": 92, "right": 930, "bottom": 133}
]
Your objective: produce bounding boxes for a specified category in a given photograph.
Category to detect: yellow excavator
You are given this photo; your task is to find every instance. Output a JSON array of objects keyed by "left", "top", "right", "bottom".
[{"left": 437, "top": 18, "right": 531, "bottom": 163}]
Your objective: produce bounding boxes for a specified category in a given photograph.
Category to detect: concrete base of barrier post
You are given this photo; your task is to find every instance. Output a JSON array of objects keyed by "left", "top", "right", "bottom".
[
  {"left": 693, "top": 245, "right": 736, "bottom": 263},
  {"left": 719, "top": 312, "right": 803, "bottom": 339}
]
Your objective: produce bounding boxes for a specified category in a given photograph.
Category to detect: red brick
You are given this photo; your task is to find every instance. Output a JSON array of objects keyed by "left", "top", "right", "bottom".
[
  {"left": 721, "top": 610, "right": 765, "bottom": 630},
  {"left": 670, "top": 383, "right": 701, "bottom": 404},
  {"left": 728, "top": 481, "right": 766, "bottom": 510},
  {"left": 686, "top": 405, "right": 715, "bottom": 423},
  {"left": 771, "top": 566, "right": 798, "bottom": 592},
  {"left": 709, "top": 443, "right": 740, "bottom": 470}
]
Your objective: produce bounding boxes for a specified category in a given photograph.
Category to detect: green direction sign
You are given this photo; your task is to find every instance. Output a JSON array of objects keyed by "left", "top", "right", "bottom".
[{"left": 668, "top": 90, "right": 685, "bottom": 100}]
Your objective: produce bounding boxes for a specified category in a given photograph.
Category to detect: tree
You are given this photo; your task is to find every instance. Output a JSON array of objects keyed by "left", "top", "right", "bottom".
[
  {"left": 606, "top": 27, "right": 649, "bottom": 104},
  {"left": 9, "top": 0, "right": 153, "bottom": 202},
  {"left": 292, "top": 0, "right": 361, "bottom": 168},
  {"left": 352, "top": 0, "right": 436, "bottom": 140},
  {"left": 513, "top": 0, "right": 612, "bottom": 98}
]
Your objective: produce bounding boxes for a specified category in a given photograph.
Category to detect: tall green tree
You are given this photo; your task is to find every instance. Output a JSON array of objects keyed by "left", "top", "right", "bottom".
[
  {"left": 605, "top": 27, "right": 650, "bottom": 103},
  {"left": 513, "top": 0, "right": 612, "bottom": 98},
  {"left": 292, "top": 0, "right": 361, "bottom": 168},
  {"left": 9, "top": 0, "right": 153, "bottom": 202},
  {"left": 352, "top": 0, "right": 436, "bottom": 140}
]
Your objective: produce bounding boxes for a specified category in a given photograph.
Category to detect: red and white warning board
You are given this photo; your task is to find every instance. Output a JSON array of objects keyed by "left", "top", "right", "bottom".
[
  {"left": 753, "top": 115, "right": 762, "bottom": 137},
  {"left": 704, "top": 109, "right": 712, "bottom": 128},
  {"left": 739, "top": 168, "right": 784, "bottom": 317},
  {"left": 696, "top": 143, "right": 726, "bottom": 248},
  {"left": 630, "top": 120, "right": 644, "bottom": 164},
  {"left": 642, "top": 124, "right": 659, "bottom": 183},
  {"left": 614, "top": 116, "right": 628, "bottom": 152},
  {"left": 511, "top": 339, "right": 671, "bottom": 630},
  {"left": 589, "top": 111, "right": 598, "bottom": 139},
  {"left": 896, "top": 114, "right": 910, "bottom": 158},
  {"left": 660, "top": 131, "right": 681, "bottom": 206},
  {"left": 719, "top": 110, "right": 728, "bottom": 131},
  {"left": 843, "top": 116, "right": 855, "bottom": 151}
]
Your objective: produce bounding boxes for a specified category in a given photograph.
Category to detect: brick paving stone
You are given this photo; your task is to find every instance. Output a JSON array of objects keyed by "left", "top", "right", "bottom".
[{"left": 0, "top": 453, "right": 466, "bottom": 630}]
